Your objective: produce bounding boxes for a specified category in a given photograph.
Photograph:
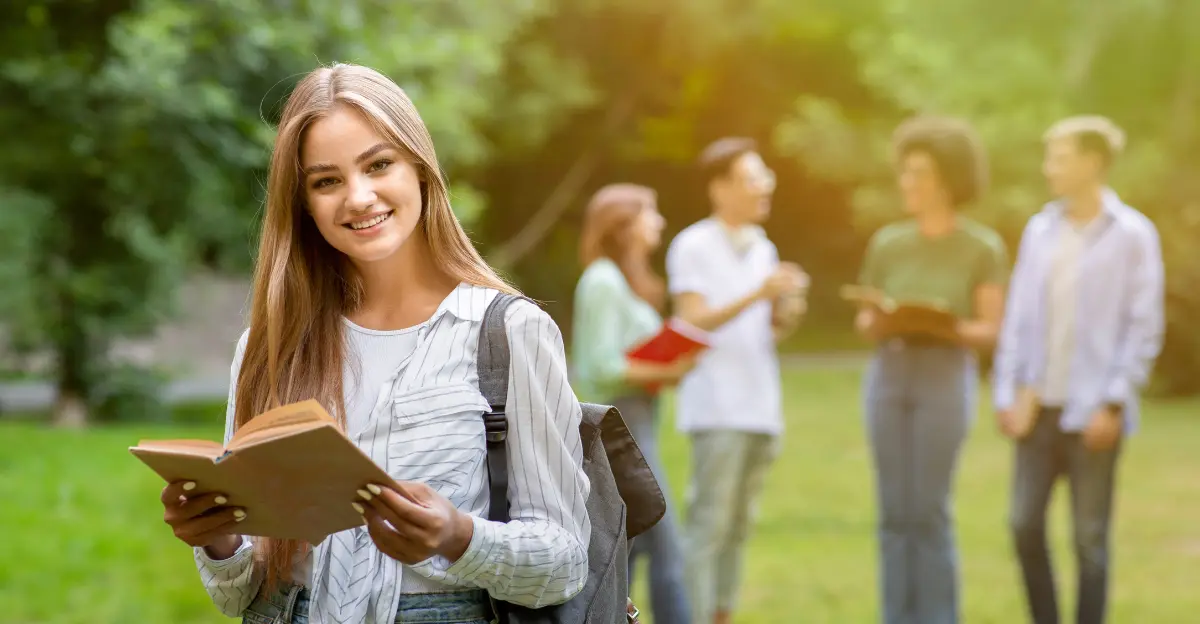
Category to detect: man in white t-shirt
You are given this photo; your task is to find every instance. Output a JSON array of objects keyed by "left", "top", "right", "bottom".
[{"left": 665, "top": 137, "right": 807, "bottom": 624}]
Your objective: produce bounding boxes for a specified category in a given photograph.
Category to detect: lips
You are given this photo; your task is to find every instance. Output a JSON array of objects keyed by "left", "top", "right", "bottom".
[{"left": 345, "top": 211, "right": 393, "bottom": 230}]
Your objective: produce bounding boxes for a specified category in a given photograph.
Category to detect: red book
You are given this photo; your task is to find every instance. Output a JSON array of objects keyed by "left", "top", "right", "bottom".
[{"left": 626, "top": 318, "right": 710, "bottom": 393}]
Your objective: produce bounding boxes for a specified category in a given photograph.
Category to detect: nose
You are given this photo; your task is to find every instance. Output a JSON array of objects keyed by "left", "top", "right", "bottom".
[{"left": 345, "top": 174, "right": 377, "bottom": 212}]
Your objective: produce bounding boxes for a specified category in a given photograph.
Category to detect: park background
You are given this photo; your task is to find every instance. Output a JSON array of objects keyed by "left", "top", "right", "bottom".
[{"left": 1, "top": 1, "right": 1197, "bottom": 622}]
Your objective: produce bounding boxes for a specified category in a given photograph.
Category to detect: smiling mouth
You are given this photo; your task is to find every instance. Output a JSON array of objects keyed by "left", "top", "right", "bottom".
[{"left": 345, "top": 211, "right": 393, "bottom": 230}]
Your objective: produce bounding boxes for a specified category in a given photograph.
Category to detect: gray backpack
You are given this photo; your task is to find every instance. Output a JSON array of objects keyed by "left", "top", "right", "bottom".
[{"left": 476, "top": 293, "right": 666, "bottom": 623}]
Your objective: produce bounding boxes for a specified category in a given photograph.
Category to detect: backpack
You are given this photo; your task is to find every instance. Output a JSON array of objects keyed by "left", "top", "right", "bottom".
[{"left": 476, "top": 293, "right": 666, "bottom": 623}]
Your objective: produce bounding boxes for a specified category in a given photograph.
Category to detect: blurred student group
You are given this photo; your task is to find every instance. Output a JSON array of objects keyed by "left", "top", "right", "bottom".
[
  {"left": 148, "top": 61, "right": 1160, "bottom": 624},
  {"left": 570, "top": 113, "right": 1160, "bottom": 624}
]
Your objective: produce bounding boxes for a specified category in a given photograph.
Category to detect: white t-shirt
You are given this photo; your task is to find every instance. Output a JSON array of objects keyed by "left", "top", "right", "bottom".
[{"left": 665, "top": 218, "right": 783, "bottom": 435}]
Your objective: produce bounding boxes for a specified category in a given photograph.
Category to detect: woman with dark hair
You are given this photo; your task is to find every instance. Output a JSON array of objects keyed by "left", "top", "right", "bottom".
[
  {"left": 571, "top": 183, "right": 694, "bottom": 624},
  {"left": 855, "top": 116, "right": 1009, "bottom": 624}
]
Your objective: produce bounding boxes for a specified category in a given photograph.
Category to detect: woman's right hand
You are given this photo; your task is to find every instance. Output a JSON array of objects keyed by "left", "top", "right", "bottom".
[
  {"left": 161, "top": 480, "right": 246, "bottom": 556},
  {"left": 625, "top": 352, "right": 701, "bottom": 388},
  {"left": 855, "top": 308, "right": 892, "bottom": 342},
  {"left": 660, "top": 352, "right": 700, "bottom": 384}
]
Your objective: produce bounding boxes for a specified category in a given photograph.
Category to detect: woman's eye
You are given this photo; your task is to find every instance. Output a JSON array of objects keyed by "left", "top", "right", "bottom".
[
  {"left": 367, "top": 159, "right": 392, "bottom": 173},
  {"left": 312, "top": 177, "right": 337, "bottom": 189}
]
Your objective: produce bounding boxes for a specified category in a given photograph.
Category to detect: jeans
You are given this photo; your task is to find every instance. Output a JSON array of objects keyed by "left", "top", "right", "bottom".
[
  {"left": 612, "top": 395, "right": 691, "bottom": 624},
  {"left": 1010, "top": 407, "right": 1121, "bottom": 624},
  {"left": 864, "top": 339, "right": 976, "bottom": 624},
  {"left": 240, "top": 584, "right": 494, "bottom": 624},
  {"left": 683, "top": 429, "right": 778, "bottom": 624}
]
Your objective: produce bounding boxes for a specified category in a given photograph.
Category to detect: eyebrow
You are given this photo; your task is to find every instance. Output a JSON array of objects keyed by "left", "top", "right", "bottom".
[{"left": 302, "top": 143, "right": 394, "bottom": 176}]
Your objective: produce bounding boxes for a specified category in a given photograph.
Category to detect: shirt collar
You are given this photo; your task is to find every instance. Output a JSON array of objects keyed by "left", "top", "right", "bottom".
[
  {"left": 1046, "top": 186, "right": 1125, "bottom": 221},
  {"left": 712, "top": 218, "right": 766, "bottom": 254},
  {"left": 433, "top": 282, "right": 498, "bottom": 322}
]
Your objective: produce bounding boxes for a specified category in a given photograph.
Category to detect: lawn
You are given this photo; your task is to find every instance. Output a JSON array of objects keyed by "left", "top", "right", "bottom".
[{"left": 2, "top": 367, "right": 1197, "bottom": 623}]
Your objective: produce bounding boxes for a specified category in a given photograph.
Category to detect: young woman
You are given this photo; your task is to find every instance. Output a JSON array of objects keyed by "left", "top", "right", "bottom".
[
  {"left": 158, "top": 63, "right": 590, "bottom": 624},
  {"left": 571, "top": 184, "right": 693, "bottom": 624},
  {"left": 856, "top": 116, "right": 1008, "bottom": 624}
]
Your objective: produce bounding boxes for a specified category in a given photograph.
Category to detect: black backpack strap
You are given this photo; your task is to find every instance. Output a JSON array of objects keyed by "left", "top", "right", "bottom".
[{"left": 477, "top": 292, "right": 526, "bottom": 523}]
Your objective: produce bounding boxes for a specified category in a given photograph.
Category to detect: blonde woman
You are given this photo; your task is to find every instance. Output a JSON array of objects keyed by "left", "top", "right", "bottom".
[{"left": 156, "top": 63, "right": 590, "bottom": 624}]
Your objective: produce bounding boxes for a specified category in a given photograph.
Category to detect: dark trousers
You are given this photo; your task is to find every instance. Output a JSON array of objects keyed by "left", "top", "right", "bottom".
[
  {"left": 1009, "top": 407, "right": 1122, "bottom": 624},
  {"left": 864, "top": 341, "right": 976, "bottom": 624}
]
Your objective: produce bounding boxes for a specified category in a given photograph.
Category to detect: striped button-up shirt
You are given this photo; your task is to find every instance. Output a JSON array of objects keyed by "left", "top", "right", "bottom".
[
  {"left": 194, "top": 283, "right": 591, "bottom": 623},
  {"left": 992, "top": 189, "right": 1165, "bottom": 433}
]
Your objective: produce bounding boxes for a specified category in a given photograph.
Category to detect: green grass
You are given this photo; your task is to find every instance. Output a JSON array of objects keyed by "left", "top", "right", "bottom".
[{"left": 2, "top": 368, "right": 1197, "bottom": 623}]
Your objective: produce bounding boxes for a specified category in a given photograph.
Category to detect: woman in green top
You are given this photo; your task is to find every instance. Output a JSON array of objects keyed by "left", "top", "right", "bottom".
[
  {"left": 572, "top": 183, "right": 695, "bottom": 624},
  {"left": 855, "top": 116, "right": 1008, "bottom": 624}
]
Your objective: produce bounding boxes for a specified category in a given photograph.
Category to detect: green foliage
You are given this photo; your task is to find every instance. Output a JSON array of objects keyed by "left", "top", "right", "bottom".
[{"left": 0, "top": 0, "right": 553, "bottom": 419}]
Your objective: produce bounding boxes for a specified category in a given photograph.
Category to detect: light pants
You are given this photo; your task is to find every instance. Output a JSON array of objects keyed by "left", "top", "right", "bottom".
[
  {"left": 864, "top": 340, "right": 976, "bottom": 624},
  {"left": 683, "top": 430, "right": 779, "bottom": 624}
]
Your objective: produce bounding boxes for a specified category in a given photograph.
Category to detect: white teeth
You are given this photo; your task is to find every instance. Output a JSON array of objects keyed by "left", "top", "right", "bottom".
[{"left": 349, "top": 212, "right": 391, "bottom": 230}]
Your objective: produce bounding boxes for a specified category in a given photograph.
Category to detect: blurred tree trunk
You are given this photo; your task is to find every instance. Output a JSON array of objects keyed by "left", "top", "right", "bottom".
[{"left": 52, "top": 303, "right": 90, "bottom": 428}]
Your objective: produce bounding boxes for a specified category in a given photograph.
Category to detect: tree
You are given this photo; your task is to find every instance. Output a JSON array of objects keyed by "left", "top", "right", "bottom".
[{"left": 0, "top": 0, "right": 550, "bottom": 425}]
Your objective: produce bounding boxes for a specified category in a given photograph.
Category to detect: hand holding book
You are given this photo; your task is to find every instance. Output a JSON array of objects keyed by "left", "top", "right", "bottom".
[
  {"left": 133, "top": 400, "right": 402, "bottom": 544},
  {"left": 841, "top": 285, "right": 961, "bottom": 343},
  {"left": 626, "top": 317, "right": 711, "bottom": 392}
]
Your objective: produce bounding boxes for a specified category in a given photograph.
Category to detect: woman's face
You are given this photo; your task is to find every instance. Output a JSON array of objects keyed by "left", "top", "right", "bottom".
[
  {"left": 300, "top": 106, "right": 424, "bottom": 265},
  {"left": 897, "top": 150, "right": 948, "bottom": 215},
  {"left": 630, "top": 201, "right": 665, "bottom": 252}
]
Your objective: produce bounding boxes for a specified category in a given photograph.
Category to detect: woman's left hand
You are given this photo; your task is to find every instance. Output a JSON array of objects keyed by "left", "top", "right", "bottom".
[{"left": 354, "top": 482, "right": 474, "bottom": 565}]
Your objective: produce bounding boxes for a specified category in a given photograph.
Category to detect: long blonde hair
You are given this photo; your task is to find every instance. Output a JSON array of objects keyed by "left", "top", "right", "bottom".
[{"left": 238, "top": 63, "right": 515, "bottom": 587}]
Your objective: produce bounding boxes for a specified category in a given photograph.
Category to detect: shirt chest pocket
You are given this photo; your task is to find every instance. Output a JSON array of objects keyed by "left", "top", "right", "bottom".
[{"left": 387, "top": 383, "right": 491, "bottom": 504}]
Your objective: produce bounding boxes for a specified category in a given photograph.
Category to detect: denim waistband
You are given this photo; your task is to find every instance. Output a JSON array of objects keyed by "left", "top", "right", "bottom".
[{"left": 248, "top": 584, "right": 492, "bottom": 623}]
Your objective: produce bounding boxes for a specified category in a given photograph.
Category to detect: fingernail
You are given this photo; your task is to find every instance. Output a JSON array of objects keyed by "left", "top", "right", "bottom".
[
  {"left": 356, "top": 489, "right": 373, "bottom": 501},
  {"left": 232, "top": 509, "right": 246, "bottom": 519},
  {"left": 235, "top": 515, "right": 246, "bottom": 522},
  {"left": 366, "top": 484, "right": 382, "bottom": 496},
  {"left": 182, "top": 482, "right": 196, "bottom": 491},
  {"left": 214, "top": 496, "right": 228, "bottom": 505},
  {"left": 351, "top": 502, "right": 364, "bottom": 514}
]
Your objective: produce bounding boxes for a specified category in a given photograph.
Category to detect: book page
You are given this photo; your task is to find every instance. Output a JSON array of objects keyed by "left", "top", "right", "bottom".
[
  {"left": 228, "top": 400, "right": 334, "bottom": 449},
  {"left": 131, "top": 439, "right": 224, "bottom": 458}
]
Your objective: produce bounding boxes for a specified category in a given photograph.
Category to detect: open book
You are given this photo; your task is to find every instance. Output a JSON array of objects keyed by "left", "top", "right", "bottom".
[
  {"left": 627, "top": 317, "right": 710, "bottom": 393},
  {"left": 130, "top": 400, "right": 396, "bottom": 543},
  {"left": 840, "top": 284, "right": 960, "bottom": 342}
]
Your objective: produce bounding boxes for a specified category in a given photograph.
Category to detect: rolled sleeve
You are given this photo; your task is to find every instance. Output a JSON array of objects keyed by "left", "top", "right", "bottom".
[
  {"left": 992, "top": 220, "right": 1038, "bottom": 411},
  {"left": 1104, "top": 221, "right": 1165, "bottom": 404},
  {"left": 193, "top": 536, "right": 260, "bottom": 616},
  {"left": 423, "top": 301, "right": 590, "bottom": 608},
  {"left": 191, "top": 330, "right": 262, "bottom": 617}
]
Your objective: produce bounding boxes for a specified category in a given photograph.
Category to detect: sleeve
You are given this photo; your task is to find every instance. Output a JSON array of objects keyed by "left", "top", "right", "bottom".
[
  {"left": 572, "top": 268, "right": 634, "bottom": 394},
  {"left": 192, "top": 329, "right": 263, "bottom": 617},
  {"left": 973, "top": 230, "right": 1011, "bottom": 288},
  {"left": 666, "top": 231, "right": 712, "bottom": 298},
  {"left": 858, "top": 230, "right": 886, "bottom": 288},
  {"left": 438, "top": 301, "right": 591, "bottom": 607},
  {"left": 992, "top": 220, "right": 1036, "bottom": 411},
  {"left": 1104, "top": 221, "right": 1166, "bottom": 405}
]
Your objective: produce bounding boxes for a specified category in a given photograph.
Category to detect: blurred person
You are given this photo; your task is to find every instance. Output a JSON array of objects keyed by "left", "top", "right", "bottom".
[
  {"left": 665, "top": 137, "right": 807, "bottom": 624},
  {"left": 157, "top": 63, "right": 592, "bottom": 624},
  {"left": 993, "top": 116, "right": 1164, "bottom": 624},
  {"left": 571, "top": 183, "right": 695, "bottom": 624},
  {"left": 854, "top": 116, "right": 1008, "bottom": 624}
]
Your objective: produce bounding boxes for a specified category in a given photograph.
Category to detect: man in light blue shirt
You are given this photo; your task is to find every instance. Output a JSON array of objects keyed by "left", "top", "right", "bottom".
[{"left": 993, "top": 116, "right": 1164, "bottom": 624}]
